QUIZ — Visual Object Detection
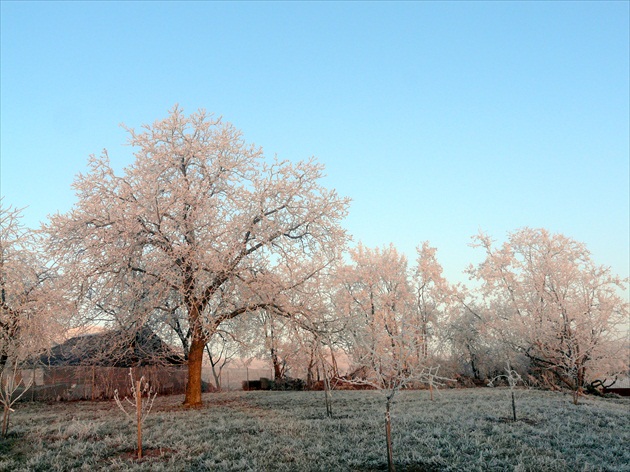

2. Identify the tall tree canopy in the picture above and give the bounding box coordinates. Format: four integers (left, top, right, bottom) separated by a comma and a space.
468, 228, 629, 400
338, 242, 460, 381
339, 244, 416, 383
47, 107, 349, 405
1, 202, 65, 372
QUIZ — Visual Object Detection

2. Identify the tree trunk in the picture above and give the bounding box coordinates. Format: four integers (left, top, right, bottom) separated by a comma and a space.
306, 347, 316, 388
271, 347, 283, 381
329, 347, 339, 378
212, 368, 221, 392
320, 352, 333, 418
573, 365, 585, 405
470, 352, 480, 381
2, 404, 9, 438
205, 345, 223, 391
323, 371, 333, 419
184, 335, 205, 406
421, 321, 428, 359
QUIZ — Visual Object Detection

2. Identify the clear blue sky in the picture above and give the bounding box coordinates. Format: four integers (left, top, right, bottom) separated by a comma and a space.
1, 1, 628, 285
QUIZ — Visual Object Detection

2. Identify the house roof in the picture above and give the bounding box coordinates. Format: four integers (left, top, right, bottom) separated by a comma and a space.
39, 326, 185, 367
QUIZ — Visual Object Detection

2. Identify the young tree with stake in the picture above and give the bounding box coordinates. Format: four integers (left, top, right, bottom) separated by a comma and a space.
339, 244, 451, 471
488, 361, 528, 421
1, 360, 33, 437
114, 369, 157, 459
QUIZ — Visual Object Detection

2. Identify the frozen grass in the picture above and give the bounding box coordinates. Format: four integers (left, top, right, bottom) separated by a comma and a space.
0, 389, 628, 471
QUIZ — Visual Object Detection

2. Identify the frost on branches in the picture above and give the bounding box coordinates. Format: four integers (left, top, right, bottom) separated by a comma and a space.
469, 228, 629, 404
46, 107, 349, 406
337, 244, 453, 472
1, 203, 67, 436
339, 243, 457, 381
1, 202, 65, 374
114, 369, 157, 459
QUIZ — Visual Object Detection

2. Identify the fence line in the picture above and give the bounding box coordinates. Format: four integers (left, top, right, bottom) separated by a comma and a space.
202, 367, 273, 391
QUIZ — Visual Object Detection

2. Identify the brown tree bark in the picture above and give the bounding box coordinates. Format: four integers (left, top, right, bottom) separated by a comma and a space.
271, 347, 284, 381
184, 336, 205, 406
183, 301, 209, 406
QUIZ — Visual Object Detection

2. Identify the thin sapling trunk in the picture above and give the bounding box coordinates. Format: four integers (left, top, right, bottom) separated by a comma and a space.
2, 404, 9, 438
488, 361, 527, 422
317, 343, 334, 418
114, 369, 157, 460
0, 361, 34, 438
323, 372, 333, 418
136, 380, 142, 459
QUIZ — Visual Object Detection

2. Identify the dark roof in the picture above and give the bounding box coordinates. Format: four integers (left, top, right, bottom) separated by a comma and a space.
39, 326, 185, 367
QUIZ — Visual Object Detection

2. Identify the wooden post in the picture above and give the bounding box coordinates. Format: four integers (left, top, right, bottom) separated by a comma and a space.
429, 381, 434, 401
136, 380, 142, 459
511, 391, 517, 422
385, 401, 395, 472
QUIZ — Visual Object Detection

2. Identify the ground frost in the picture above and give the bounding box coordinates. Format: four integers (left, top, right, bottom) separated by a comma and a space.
0, 390, 628, 471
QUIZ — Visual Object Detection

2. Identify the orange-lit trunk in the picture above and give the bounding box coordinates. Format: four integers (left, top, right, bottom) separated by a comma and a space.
184, 335, 205, 406
183, 302, 208, 407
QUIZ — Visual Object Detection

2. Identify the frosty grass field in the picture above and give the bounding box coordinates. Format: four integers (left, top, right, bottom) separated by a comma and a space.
1, 388, 628, 472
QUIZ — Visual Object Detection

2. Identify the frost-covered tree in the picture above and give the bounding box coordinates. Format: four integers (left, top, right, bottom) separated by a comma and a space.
205, 328, 240, 391
46, 107, 349, 406
469, 228, 629, 403
411, 242, 459, 361
1, 203, 65, 373
339, 244, 416, 379
243, 265, 346, 386
114, 369, 157, 459
338, 244, 453, 471
445, 303, 501, 381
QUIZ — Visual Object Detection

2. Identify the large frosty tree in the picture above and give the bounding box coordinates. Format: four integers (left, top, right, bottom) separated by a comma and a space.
1, 202, 65, 372
411, 242, 459, 361
339, 244, 417, 380
47, 107, 349, 406
469, 228, 629, 403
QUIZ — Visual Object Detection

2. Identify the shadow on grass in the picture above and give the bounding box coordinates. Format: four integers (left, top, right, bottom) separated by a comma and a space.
303, 413, 351, 420
489, 416, 541, 426
111, 447, 178, 463
0, 432, 26, 462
